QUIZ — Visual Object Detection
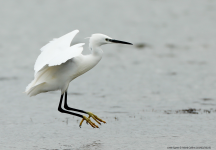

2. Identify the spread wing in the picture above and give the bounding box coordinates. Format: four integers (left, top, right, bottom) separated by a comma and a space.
34, 30, 85, 73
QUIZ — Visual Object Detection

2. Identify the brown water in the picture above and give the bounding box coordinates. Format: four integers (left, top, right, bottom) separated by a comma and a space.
0, 0, 216, 149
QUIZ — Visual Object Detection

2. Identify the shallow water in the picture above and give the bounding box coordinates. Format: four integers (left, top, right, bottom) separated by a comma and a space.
0, 0, 216, 149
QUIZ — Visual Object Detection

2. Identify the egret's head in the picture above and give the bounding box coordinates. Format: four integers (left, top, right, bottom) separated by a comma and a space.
89, 34, 133, 47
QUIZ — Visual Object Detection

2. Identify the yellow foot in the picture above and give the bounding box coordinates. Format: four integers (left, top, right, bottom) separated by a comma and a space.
87, 112, 106, 125
79, 112, 106, 128
79, 116, 99, 128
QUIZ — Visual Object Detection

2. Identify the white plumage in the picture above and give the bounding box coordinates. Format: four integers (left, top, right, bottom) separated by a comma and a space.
25, 29, 132, 97
26, 30, 99, 96
25, 29, 132, 128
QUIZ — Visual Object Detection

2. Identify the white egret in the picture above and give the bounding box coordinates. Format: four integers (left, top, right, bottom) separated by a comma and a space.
25, 30, 132, 128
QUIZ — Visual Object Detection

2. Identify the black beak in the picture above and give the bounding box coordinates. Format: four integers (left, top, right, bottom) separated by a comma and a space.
110, 39, 133, 45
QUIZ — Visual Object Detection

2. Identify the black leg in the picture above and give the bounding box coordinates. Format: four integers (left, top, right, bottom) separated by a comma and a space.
58, 93, 83, 118
58, 92, 105, 128
64, 91, 87, 114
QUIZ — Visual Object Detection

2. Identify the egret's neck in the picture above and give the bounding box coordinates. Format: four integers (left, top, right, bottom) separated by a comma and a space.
89, 44, 103, 58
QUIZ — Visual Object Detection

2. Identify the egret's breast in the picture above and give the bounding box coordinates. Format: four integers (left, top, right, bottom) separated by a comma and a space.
71, 55, 101, 79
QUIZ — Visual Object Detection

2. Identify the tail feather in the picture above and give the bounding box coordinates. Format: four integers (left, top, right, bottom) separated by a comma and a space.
25, 82, 46, 97
25, 65, 50, 96
25, 80, 35, 93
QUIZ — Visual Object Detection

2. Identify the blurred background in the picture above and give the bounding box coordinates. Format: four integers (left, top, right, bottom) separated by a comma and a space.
0, 0, 216, 149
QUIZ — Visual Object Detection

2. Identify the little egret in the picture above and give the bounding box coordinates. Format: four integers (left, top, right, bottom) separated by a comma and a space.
25, 30, 132, 128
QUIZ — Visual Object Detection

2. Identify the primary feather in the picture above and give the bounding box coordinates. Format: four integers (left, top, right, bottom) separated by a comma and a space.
34, 30, 82, 73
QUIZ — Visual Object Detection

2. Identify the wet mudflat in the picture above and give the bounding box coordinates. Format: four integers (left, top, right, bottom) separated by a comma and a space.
0, 0, 216, 149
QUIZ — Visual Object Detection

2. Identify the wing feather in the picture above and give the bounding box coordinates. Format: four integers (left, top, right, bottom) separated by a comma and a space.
34, 30, 83, 73
40, 30, 79, 51
48, 43, 84, 66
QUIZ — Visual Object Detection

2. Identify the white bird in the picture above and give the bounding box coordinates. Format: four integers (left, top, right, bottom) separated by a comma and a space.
25, 30, 132, 128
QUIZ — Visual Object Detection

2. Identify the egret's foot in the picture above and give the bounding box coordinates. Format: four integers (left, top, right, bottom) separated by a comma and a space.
79, 115, 99, 128
87, 112, 106, 125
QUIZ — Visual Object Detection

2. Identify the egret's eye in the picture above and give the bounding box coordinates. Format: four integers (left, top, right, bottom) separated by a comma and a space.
105, 38, 110, 41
